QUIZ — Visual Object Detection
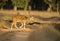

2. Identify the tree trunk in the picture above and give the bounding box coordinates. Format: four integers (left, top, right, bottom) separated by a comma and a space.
24, 0, 29, 16
28, 6, 31, 17
24, 0, 28, 11
1, 6, 3, 10
57, 3, 59, 14
47, 4, 52, 12
57, 2, 60, 15
14, 6, 17, 11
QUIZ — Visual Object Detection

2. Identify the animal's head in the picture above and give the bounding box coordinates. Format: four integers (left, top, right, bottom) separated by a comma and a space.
30, 17, 34, 21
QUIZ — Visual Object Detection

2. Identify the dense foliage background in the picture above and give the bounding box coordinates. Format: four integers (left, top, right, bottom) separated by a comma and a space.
0, 0, 60, 11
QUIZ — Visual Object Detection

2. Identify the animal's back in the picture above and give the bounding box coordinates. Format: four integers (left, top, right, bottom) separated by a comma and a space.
13, 15, 29, 22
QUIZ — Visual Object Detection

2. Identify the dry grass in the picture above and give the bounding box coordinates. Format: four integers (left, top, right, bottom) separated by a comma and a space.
19, 28, 33, 32
0, 10, 60, 18
0, 10, 60, 32
0, 28, 33, 32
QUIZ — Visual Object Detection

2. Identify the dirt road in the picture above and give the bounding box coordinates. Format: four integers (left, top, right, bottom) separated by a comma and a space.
0, 31, 30, 41
0, 27, 60, 41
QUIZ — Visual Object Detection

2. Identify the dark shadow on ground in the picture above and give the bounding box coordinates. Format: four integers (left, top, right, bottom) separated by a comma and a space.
33, 15, 60, 21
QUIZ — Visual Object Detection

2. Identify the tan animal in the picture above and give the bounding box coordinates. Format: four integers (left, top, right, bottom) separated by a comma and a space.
11, 15, 34, 29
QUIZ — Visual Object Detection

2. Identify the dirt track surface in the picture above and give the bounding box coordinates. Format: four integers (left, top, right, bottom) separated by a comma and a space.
0, 31, 30, 41
0, 27, 60, 41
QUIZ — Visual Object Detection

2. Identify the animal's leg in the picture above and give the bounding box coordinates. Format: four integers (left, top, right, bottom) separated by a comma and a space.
19, 22, 23, 28
23, 22, 26, 29
11, 23, 14, 30
14, 22, 18, 29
